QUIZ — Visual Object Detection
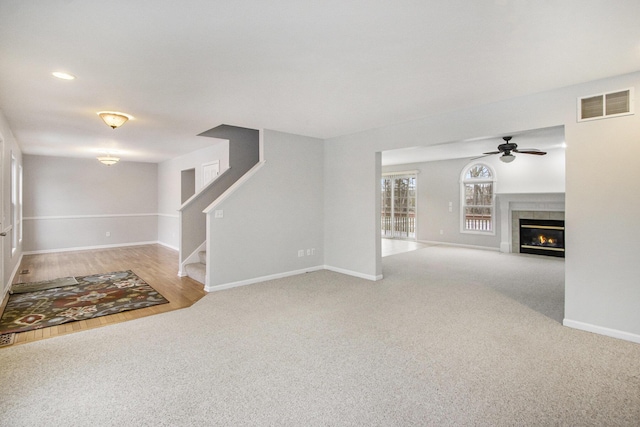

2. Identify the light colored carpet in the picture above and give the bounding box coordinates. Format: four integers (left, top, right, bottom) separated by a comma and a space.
1, 245, 639, 426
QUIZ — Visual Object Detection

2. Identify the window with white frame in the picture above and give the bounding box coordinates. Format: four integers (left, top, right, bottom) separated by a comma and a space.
11, 153, 19, 254
381, 172, 417, 239
461, 163, 495, 234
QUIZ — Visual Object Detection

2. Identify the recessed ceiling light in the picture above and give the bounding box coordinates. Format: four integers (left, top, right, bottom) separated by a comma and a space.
52, 71, 76, 80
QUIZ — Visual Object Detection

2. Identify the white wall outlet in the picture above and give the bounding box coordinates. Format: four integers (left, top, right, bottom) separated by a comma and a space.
440, 229, 444, 235
214, 210, 223, 218
298, 250, 304, 257
106, 231, 111, 237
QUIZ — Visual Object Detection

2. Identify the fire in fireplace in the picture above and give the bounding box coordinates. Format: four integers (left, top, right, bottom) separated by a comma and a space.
519, 218, 565, 258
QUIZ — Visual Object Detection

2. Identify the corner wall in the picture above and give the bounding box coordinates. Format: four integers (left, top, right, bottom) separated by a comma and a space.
207, 130, 324, 288
324, 71, 640, 342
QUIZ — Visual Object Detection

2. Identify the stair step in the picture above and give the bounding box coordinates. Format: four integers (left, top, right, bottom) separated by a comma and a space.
198, 251, 206, 264
185, 262, 206, 284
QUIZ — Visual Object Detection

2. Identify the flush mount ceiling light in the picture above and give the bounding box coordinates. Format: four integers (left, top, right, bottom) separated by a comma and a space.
500, 153, 515, 163
97, 155, 120, 166
52, 71, 76, 80
97, 111, 134, 129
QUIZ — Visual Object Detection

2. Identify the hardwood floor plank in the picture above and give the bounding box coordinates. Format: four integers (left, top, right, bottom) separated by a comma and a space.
1, 244, 205, 347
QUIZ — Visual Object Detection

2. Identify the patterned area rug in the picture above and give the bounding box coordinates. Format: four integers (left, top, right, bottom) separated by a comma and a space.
10, 276, 78, 294
0, 270, 169, 335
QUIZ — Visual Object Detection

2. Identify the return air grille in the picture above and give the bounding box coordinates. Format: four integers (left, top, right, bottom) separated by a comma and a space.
578, 88, 634, 121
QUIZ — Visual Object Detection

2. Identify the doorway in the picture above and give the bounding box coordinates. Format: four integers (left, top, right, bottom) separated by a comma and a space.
381, 172, 417, 240
180, 168, 196, 204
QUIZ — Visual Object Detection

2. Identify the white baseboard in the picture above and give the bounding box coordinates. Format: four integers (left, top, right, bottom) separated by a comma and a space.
563, 318, 640, 344
23, 241, 161, 255
157, 241, 178, 252
205, 263, 384, 293
420, 240, 500, 252
324, 265, 383, 281
205, 265, 324, 292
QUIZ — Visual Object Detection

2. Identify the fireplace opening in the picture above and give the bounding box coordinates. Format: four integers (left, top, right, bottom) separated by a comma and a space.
519, 218, 565, 258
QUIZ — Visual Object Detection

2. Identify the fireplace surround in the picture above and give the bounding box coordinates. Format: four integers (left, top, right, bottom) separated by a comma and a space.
497, 193, 565, 255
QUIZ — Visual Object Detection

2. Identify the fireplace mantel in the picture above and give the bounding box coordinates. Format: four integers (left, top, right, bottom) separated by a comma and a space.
497, 193, 565, 253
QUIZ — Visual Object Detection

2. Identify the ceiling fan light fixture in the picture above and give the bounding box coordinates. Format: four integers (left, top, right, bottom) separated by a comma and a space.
500, 153, 515, 163
52, 71, 76, 80
97, 111, 134, 129
97, 155, 120, 166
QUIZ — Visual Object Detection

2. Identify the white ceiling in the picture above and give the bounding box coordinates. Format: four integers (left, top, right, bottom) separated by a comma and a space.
1, 1, 639, 163
381, 126, 566, 166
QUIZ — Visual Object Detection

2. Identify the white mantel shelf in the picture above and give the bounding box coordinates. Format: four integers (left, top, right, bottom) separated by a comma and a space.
497, 193, 565, 253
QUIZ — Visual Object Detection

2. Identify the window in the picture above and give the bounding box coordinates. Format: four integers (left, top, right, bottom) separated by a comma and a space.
461, 163, 495, 234
18, 164, 23, 244
10, 153, 21, 255
381, 172, 417, 239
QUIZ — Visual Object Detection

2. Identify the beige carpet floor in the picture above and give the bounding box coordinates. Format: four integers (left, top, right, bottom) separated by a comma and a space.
1, 245, 638, 426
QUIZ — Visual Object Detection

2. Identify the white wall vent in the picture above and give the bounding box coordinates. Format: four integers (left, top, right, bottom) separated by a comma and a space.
578, 88, 634, 122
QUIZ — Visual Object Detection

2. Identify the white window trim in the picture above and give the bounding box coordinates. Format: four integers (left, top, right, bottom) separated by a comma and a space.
459, 162, 496, 236
10, 153, 19, 255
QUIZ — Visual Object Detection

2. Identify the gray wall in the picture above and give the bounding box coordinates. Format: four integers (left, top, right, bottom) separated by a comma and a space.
157, 141, 229, 249
23, 155, 158, 252
182, 125, 259, 263
325, 71, 640, 342
208, 130, 324, 287
383, 146, 565, 248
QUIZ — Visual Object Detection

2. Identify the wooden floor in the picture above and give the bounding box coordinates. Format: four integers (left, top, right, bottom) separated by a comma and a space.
0, 244, 206, 347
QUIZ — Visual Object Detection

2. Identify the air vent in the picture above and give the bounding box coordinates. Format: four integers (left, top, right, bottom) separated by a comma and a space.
578, 88, 634, 122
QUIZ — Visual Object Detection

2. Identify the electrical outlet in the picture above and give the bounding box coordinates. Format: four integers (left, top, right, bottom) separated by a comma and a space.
298, 250, 304, 257
440, 230, 444, 235
214, 210, 223, 218
106, 231, 111, 237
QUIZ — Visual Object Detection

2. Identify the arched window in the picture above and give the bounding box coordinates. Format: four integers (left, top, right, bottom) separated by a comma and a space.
461, 163, 495, 234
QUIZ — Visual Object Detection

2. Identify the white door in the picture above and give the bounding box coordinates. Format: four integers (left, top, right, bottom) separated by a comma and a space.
0, 136, 4, 288
381, 173, 417, 239
202, 160, 220, 186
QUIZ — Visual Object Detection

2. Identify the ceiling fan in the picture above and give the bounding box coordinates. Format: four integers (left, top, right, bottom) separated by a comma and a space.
478, 136, 547, 163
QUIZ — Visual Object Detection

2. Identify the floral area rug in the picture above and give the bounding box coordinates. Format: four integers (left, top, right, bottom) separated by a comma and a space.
0, 270, 169, 335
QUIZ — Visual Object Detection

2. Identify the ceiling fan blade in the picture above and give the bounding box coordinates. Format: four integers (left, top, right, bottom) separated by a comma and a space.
471, 154, 494, 160
514, 149, 547, 155
482, 151, 501, 155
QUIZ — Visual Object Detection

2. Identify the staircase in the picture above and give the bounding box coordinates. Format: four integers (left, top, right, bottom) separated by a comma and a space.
178, 124, 260, 289
184, 251, 206, 285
